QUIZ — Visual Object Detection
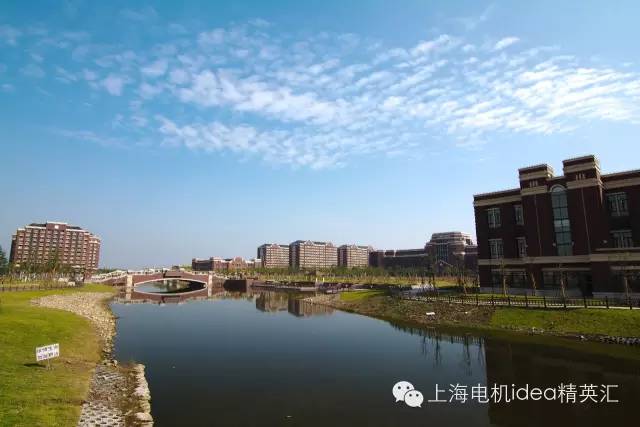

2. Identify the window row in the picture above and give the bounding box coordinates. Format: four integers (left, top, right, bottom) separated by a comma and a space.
489, 238, 527, 259
486, 205, 524, 229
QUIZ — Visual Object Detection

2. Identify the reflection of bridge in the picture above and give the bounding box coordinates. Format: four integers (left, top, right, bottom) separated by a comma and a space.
95, 270, 225, 302
126, 271, 219, 302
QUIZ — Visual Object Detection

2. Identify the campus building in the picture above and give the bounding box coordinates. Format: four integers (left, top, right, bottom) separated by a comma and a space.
191, 256, 257, 271
473, 155, 640, 297
9, 221, 101, 272
257, 243, 290, 268
289, 240, 338, 269
424, 232, 478, 271
369, 231, 477, 272
337, 244, 372, 268
369, 248, 428, 269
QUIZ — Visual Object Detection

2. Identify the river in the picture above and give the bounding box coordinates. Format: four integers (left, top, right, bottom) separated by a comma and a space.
112, 288, 638, 426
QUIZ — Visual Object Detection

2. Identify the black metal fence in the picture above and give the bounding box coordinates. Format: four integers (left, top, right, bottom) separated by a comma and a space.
400, 292, 640, 309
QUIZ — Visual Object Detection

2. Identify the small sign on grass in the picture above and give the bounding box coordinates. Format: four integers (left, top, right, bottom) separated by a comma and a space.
36, 343, 59, 368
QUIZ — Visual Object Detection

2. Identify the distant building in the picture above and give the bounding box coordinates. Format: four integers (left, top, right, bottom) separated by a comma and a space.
338, 244, 372, 268
192, 257, 226, 272
473, 155, 640, 296
424, 232, 478, 271
9, 221, 101, 272
289, 240, 338, 269
369, 248, 428, 269
192, 256, 257, 271
257, 243, 290, 268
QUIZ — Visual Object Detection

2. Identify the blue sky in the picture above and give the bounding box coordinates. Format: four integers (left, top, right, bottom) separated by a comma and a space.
1, 0, 639, 268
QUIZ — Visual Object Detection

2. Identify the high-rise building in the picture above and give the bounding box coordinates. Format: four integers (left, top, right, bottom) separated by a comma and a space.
289, 240, 338, 269
9, 221, 101, 272
473, 155, 640, 297
337, 244, 372, 267
257, 243, 290, 268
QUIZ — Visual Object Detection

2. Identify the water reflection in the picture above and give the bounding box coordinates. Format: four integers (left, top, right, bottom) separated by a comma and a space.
134, 279, 204, 294
391, 324, 485, 375
112, 292, 640, 426
254, 291, 334, 317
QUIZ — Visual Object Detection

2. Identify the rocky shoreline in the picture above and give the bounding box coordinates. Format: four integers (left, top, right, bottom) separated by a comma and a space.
32, 291, 153, 426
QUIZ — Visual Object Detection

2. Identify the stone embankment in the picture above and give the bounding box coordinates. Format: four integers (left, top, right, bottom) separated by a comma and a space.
32, 291, 153, 426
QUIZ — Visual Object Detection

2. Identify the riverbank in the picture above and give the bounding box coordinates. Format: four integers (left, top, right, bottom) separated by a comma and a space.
0, 284, 152, 426
305, 292, 640, 359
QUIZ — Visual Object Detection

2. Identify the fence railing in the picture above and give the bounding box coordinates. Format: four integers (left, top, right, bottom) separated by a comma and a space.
400, 292, 640, 309
0, 282, 84, 292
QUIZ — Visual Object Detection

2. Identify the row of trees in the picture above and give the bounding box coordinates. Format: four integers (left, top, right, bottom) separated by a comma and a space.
247, 257, 477, 288
0, 245, 8, 275
0, 245, 86, 283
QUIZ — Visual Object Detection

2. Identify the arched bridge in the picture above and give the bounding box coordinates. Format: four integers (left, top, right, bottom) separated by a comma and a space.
128, 270, 213, 287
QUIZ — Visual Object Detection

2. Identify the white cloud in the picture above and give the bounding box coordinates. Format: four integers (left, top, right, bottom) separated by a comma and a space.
198, 29, 225, 45
82, 69, 98, 81
101, 74, 128, 95
169, 68, 189, 85
7, 20, 640, 169
0, 24, 21, 45
494, 37, 520, 51
141, 59, 168, 78
21, 63, 45, 78
120, 6, 158, 21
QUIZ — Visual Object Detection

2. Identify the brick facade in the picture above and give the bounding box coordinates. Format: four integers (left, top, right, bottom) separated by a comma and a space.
9, 221, 101, 272
474, 155, 640, 296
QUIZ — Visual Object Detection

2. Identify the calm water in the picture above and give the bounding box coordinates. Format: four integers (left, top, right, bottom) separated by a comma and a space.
112, 291, 639, 426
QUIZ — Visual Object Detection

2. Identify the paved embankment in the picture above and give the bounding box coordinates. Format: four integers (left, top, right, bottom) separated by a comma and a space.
32, 292, 153, 426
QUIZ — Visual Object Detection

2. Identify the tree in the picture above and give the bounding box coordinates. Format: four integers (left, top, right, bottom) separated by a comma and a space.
0, 245, 7, 275
499, 258, 509, 296
557, 264, 567, 300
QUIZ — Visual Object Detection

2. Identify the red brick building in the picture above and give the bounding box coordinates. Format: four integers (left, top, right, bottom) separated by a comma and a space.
9, 221, 101, 272
192, 256, 253, 271
257, 243, 290, 268
337, 244, 372, 268
474, 155, 640, 297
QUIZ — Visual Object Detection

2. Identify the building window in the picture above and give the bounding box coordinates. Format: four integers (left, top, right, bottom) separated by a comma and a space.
489, 239, 503, 259
611, 230, 634, 248
514, 204, 524, 225
551, 185, 573, 256
575, 172, 586, 180
607, 192, 629, 217
435, 243, 448, 262
516, 237, 527, 258
529, 180, 538, 188
487, 208, 501, 228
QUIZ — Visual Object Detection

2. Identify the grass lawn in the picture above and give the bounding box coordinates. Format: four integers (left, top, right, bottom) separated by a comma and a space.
0, 284, 115, 427
339, 289, 388, 302
491, 307, 640, 337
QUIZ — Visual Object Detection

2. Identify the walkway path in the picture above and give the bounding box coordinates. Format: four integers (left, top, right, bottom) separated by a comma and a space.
32, 291, 153, 426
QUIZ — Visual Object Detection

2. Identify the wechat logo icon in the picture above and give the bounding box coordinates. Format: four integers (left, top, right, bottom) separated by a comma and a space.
392, 381, 424, 408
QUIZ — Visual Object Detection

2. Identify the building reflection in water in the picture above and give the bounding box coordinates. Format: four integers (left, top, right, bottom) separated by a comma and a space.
390, 322, 640, 425
254, 291, 333, 317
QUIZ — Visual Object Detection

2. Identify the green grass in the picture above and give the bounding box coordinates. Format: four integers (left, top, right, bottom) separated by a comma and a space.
339, 290, 388, 301
0, 284, 115, 426
491, 307, 640, 337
